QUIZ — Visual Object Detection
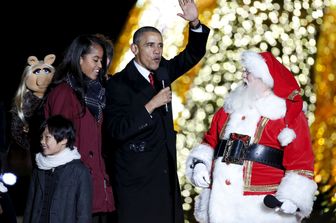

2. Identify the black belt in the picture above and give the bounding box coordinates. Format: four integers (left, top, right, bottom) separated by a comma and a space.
215, 139, 284, 170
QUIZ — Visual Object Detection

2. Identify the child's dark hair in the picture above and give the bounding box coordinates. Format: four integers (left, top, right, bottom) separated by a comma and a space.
41, 115, 76, 149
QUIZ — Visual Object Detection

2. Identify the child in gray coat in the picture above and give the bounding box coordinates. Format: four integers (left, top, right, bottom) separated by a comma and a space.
24, 115, 92, 223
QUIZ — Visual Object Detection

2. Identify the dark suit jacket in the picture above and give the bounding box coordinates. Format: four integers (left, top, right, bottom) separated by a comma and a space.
105, 25, 210, 223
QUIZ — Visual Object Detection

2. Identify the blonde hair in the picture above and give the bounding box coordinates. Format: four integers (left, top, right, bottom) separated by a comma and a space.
12, 60, 55, 129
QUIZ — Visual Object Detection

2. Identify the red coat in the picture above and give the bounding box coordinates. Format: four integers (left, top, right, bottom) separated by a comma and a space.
203, 107, 314, 194
44, 82, 115, 213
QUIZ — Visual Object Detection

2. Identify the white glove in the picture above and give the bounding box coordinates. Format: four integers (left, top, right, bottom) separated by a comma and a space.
278, 199, 298, 214
192, 163, 210, 188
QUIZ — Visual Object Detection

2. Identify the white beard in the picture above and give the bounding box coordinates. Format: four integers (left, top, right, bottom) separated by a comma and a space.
224, 83, 265, 113
222, 82, 286, 141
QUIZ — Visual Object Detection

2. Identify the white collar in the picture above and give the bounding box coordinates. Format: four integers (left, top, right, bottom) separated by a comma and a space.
133, 60, 151, 82
254, 93, 286, 120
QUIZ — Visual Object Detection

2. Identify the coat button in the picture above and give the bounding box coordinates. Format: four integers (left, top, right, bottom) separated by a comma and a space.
139, 142, 145, 152
129, 144, 136, 151
89, 151, 94, 158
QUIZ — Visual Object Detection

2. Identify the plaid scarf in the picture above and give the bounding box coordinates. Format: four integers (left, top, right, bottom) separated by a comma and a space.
66, 74, 105, 123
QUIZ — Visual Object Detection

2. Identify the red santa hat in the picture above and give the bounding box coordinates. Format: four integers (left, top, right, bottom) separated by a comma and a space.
241, 51, 303, 146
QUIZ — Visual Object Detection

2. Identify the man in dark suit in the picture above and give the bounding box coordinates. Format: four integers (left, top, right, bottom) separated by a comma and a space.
104, 0, 210, 222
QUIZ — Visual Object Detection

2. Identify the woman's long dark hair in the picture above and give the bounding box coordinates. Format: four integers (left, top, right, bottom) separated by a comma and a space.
44, 34, 107, 113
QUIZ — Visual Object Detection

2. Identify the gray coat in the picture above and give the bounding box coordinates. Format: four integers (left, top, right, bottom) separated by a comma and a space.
23, 159, 92, 223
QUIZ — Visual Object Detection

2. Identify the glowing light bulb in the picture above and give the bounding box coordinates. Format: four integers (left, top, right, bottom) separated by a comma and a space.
1, 172, 17, 186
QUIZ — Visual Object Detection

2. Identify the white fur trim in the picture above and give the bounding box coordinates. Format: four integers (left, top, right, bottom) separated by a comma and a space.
255, 94, 286, 120
278, 127, 296, 146
276, 172, 317, 218
201, 160, 298, 223
194, 188, 211, 223
185, 144, 214, 184
241, 51, 274, 88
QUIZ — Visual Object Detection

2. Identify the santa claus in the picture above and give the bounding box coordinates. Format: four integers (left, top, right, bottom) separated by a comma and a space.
185, 51, 317, 223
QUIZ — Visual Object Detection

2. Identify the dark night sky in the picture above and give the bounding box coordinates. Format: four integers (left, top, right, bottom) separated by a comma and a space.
1, 1, 137, 110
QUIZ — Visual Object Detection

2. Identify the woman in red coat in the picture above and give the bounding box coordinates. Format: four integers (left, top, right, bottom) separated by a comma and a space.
44, 34, 115, 222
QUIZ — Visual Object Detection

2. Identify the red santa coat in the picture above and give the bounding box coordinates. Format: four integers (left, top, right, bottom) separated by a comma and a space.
185, 88, 317, 223
203, 107, 314, 194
